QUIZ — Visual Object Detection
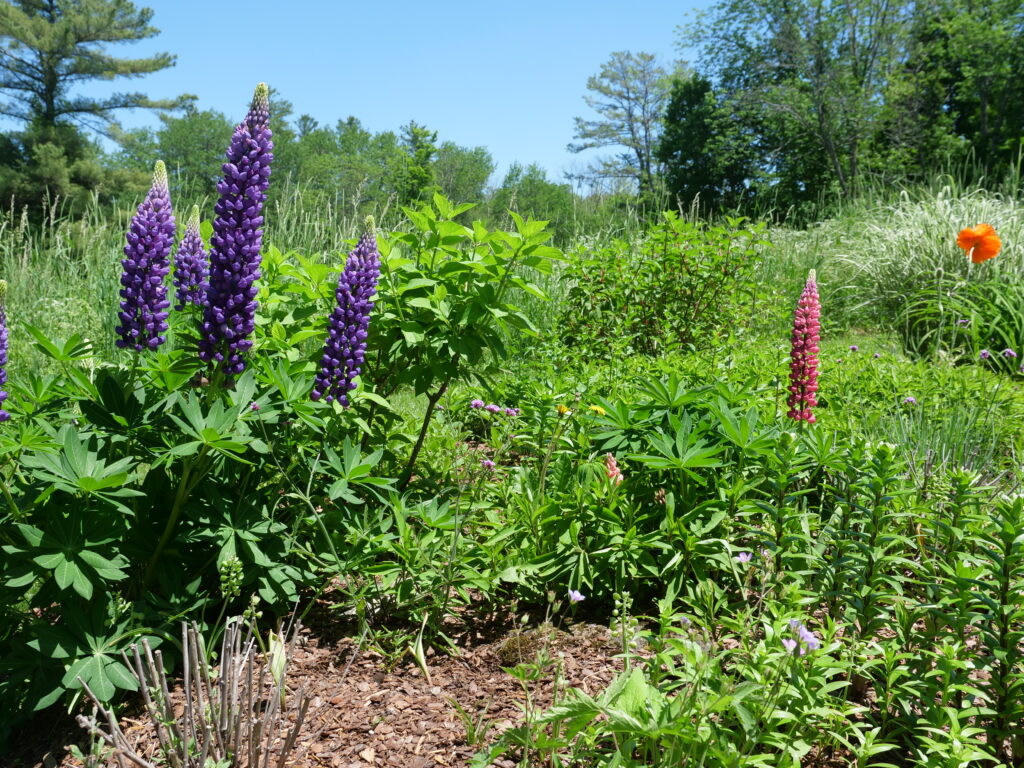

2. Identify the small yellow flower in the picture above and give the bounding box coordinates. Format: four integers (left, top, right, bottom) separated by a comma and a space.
588, 405, 606, 416
557, 404, 571, 416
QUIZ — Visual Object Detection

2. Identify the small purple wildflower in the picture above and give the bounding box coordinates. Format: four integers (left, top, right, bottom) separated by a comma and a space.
504, 407, 520, 417
736, 552, 753, 564
311, 222, 381, 406
903, 396, 917, 405
956, 318, 970, 327
481, 458, 496, 471
116, 160, 174, 351
568, 589, 585, 604
849, 345, 859, 352
173, 205, 208, 311
783, 619, 820, 655
484, 403, 501, 413
798, 625, 821, 651
1003, 348, 1017, 359
470, 399, 485, 409
873, 353, 881, 359
249, 401, 260, 411
980, 349, 991, 360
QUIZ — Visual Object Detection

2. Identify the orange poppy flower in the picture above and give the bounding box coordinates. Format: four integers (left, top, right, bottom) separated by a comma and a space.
957, 223, 1002, 264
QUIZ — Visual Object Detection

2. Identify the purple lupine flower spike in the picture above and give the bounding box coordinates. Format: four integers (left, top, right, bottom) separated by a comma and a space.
787, 270, 821, 423
116, 160, 175, 351
199, 83, 274, 377
0, 281, 10, 422
311, 218, 381, 406
173, 205, 209, 311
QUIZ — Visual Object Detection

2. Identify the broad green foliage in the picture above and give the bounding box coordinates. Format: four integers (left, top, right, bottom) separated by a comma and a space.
559, 212, 766, 358
3, 175, 1024, 766
0, 194, 557, 741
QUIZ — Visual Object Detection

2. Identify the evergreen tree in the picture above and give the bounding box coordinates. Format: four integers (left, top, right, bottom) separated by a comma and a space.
569, 51, 677, 197
0, 0, 183, 132
396, 121, 438, 205
0, 0, 184, 212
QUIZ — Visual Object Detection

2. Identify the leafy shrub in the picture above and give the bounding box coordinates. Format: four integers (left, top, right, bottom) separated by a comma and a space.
557, 212, 766, 359
0, 194, 557, 739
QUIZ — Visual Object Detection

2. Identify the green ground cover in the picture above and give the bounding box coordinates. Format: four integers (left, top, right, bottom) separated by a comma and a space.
2, 168, 1024, 766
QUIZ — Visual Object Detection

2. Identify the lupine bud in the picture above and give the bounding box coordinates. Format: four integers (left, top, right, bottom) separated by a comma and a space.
173, 205, 209, 311
787, 270, 820, 423
0, 281, 9, 422
310, 218, 381, 406
605, 453, 623, 485
116, 161, 174, 351
199, 83, 274, 377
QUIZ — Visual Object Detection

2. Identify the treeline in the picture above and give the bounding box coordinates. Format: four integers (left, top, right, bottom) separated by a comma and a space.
2, 0, 1022, 236
658, 0, 1024, 215
0, 97, 610, 242
109, 97, 618, 242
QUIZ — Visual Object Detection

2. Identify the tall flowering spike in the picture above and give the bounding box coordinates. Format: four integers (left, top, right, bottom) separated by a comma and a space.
199, 83, 273, 376
0, 280, 10, 422
787, 270, 821, 423
116, 160, 175, 351
311, 218, 381, 406
173, 205, 209, 311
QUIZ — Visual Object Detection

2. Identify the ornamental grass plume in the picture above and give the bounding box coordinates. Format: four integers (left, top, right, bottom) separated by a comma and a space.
787, 270, 820, 423
173, 206, 209, 311
310, 218, 381, 406
116, 160, 175, 351
0, 280, 9, 422
199, 83, 273, 377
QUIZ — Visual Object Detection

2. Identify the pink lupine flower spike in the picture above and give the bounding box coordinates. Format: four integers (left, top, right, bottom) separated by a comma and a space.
787, 270, 821, 423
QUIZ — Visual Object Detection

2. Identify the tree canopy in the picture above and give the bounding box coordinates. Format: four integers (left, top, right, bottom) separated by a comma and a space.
569, 51, 677, 197
0, 0, 185, 133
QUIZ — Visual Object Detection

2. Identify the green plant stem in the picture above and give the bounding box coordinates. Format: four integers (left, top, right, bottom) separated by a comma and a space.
398, 379, 450, 491
0, 466, 20, 521
142, 450, 207, 590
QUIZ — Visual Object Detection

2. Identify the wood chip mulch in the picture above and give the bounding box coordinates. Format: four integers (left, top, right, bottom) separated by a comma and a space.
4, 621, 626, 768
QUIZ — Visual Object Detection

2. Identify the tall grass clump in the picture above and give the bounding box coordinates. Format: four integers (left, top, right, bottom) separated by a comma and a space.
833, 186, 1024, 324
0, 198, 128, 369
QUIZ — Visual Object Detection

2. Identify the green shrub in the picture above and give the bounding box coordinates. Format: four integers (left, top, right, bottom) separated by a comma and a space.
557, 212, 767, 359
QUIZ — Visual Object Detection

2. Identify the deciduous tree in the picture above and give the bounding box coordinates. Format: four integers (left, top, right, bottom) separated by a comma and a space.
569, 51, 676, 196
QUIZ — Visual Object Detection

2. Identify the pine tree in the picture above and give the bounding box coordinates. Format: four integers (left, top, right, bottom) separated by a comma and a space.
0, 0, 184, 133
0, 0, 184, 213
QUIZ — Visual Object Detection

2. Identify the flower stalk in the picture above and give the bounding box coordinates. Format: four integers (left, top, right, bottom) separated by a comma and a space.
116, 161, 174, 351
199, 83, 274, 378
787, 270, 820, 423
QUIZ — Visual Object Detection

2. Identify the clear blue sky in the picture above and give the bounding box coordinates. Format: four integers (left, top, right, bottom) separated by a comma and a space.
58, 0, 706, 186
